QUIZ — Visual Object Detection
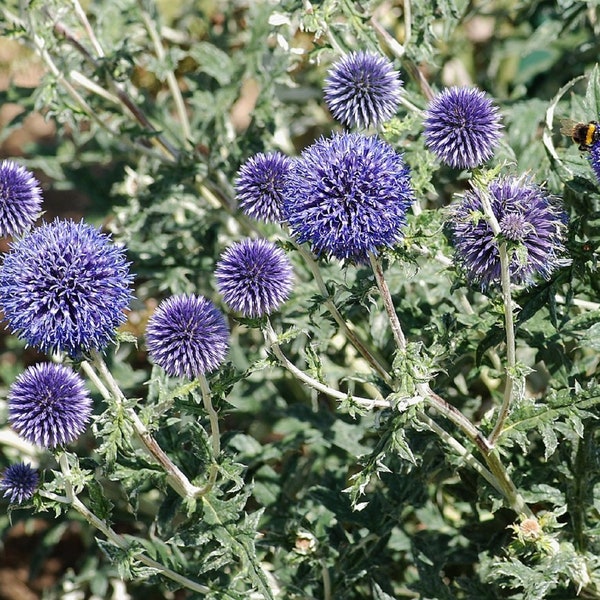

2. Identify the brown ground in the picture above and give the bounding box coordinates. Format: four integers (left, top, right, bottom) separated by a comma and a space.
0, 520, 86, 600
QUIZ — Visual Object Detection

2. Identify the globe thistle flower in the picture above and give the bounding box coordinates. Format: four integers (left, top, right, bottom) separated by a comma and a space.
0, 160, 43, 237
236, 153, 292, 223
9, 363, 92, 448
216, 239, 293, 317
1, 463, 39, 504
324, 51, 402, 129
423, 87, 503, 169
146, 294, 229, 379
589, 139, 600, 184
449, 175, 568, 289
0, 219, 133, 356
283, 132, 414, 262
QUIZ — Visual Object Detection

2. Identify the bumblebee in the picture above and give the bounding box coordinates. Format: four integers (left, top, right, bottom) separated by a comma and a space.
560, 118, 600, 151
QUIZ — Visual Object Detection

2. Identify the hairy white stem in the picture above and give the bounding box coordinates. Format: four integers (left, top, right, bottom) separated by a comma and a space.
369, 253, 406, 351
195, 374, 220, 496
47, 456, 212, 594
139, 5, 193, 145
295, 243, 392, 384
476, 191, 518, 446
263, 320, 391, 409
82, 356, 203, 499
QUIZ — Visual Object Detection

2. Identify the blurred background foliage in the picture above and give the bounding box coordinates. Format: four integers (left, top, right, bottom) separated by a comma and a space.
0, 0, 600, 598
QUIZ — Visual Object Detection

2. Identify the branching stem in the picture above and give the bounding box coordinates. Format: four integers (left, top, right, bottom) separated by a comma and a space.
295, 244, 392, 384
263, 319, 390, 409
195, 374, 220, 496
421, 386, 532, 517
139, 2, 193, 146
477, 191, 519, 446
369, 253, 406, 351
47, 13, 180, 160
48, 455, 212, 594
415, 411, 501, 495
82, 354, 203, 499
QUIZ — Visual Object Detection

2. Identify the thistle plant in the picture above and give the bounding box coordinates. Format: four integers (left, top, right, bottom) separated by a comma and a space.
0, 1, 599, 600
215, 238, 294, 317
423, 86, 503, 169
323, 51, 403, 129
235, 153, 292, 224
0, 160, 43, 236
449, 175, 569, 289
0, 463, 39, 504
0, 219, 133, 356
284, 132, 415, 262
145, 294, 230, 378
8, 363, 93, 448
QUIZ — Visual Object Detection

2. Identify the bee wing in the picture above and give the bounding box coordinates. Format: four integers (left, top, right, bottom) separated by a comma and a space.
559, 118, 578, 135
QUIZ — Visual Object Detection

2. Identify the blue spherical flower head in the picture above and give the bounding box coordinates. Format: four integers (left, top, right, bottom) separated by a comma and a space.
324, 51, 402, 129
424, 87, 503, 169
1, 463, 39, 504
0, 219, 133, 357
9, 363, 92, 448
146, 294, 229, 379
216, 239, 293, 317
449, 175, 568, 289
589, 139, 600, 184
0, 160, 43, 237
236, 153, 292, 223
283, 132, 414, 263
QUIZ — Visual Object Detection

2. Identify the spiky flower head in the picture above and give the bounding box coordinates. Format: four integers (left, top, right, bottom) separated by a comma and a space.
1, 463, 39, 504
9, 363, 92, 448
324, 51, 402, 129
146, 294, 229, 379
216, 239, 293, 317
448, 175, 568, 289
423, 87, 503, 169
589, 140, 600, 184
0, 219, 133, 357
236, 153, 292, 223
283, 132, 414, 263
0, 160, 43, 237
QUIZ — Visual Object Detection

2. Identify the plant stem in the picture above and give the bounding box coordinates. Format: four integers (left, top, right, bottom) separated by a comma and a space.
555, 295, 600, 311
483, 449, 533, 518
419, 385, 531, 516
487, 243, 517, 445
295, 244, 392, 384
477, 191, 519, 446
71, 0, 105, 57
403, 0, 412, 48
0, 430, 38, 457
82, 355, 203, 499
263, 319, 390, 409
415, 411, 502, 495
51, 455, 213, 595
420, 385, 490, 454
139, 3, 193, 146
370, 16, 434, 102
369, 253, 406, 351
47, 13, 180, 161
321, 560, 332, 600
195, 374, 220, 496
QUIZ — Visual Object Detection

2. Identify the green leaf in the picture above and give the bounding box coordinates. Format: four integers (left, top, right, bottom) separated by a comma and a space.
539, 421, 559, 460
585, 64, 600, 118
189, 42, 235, 86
